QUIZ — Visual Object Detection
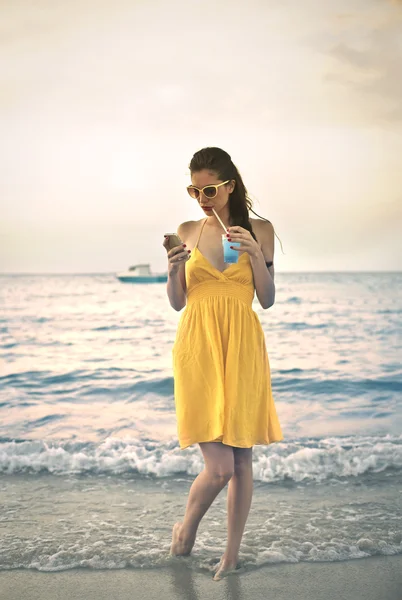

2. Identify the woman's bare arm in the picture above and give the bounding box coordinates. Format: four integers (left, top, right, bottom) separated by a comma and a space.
165, 222, 192, 311
249, 220, 275, 309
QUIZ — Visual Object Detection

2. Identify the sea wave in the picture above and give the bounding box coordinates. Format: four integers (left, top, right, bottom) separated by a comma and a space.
0, 433, 401, 483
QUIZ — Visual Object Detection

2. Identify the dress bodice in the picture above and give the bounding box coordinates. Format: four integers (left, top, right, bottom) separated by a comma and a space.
185, 218, 255, 307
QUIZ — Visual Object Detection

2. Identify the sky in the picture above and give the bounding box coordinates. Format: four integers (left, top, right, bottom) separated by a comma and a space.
1, 0, 401, 273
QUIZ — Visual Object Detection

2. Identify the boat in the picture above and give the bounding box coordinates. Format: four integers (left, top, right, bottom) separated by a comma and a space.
116, 263, 168, 283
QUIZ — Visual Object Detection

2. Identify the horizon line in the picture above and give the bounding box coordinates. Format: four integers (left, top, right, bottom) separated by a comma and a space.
0, 270, 401, 276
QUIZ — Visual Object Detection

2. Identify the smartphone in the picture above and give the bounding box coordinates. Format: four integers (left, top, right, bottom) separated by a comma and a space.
164, 232, 183, 251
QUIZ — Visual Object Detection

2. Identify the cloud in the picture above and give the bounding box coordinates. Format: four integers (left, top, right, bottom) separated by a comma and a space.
325, 3, 402, 123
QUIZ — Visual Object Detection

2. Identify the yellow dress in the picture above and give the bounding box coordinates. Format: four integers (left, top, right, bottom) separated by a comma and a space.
172, 218, 284, 450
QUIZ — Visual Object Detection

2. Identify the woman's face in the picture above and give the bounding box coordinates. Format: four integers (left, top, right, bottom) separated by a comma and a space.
190, 170, 235, 215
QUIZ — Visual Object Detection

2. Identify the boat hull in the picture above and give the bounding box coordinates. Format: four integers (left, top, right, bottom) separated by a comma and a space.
116, 275, 168, 283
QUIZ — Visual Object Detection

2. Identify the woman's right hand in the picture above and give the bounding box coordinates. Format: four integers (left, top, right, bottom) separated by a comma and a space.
163, 237, 191, 273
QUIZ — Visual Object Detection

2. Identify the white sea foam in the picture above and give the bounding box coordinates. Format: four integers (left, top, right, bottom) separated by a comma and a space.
0, 433, 401, 483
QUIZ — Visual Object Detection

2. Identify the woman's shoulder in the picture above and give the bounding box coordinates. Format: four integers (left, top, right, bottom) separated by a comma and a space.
177, 219, 204, 236
250, 217, 274, 246
250, 217, 273, 233
250, 216, 272, 226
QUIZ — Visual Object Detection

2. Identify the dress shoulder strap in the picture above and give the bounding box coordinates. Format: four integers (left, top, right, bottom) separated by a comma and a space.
194, 218, 208, 249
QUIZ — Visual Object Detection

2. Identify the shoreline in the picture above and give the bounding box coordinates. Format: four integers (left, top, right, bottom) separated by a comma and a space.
0, 555, 401, 600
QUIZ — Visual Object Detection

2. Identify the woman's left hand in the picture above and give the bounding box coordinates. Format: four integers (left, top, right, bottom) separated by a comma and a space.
226, 226, 262, 258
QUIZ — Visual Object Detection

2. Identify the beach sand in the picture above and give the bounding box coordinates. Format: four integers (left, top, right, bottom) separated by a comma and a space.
0, 555, 401, 600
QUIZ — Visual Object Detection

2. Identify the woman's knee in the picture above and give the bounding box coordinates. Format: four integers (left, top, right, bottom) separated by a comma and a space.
209, 464, 234, 484
199, 442, 235, 483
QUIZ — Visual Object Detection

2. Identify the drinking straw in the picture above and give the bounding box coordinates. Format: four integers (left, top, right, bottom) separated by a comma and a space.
212, 209, 228, 233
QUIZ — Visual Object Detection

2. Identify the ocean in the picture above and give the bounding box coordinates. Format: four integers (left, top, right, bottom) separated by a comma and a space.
0, 271, 401, 573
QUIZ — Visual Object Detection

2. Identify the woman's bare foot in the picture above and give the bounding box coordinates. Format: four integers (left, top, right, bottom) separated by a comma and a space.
170, 522, 195, 556
212, 554, 241, 581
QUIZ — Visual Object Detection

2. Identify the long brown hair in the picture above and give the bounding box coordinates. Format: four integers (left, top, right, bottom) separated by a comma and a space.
189, 146, 284, 252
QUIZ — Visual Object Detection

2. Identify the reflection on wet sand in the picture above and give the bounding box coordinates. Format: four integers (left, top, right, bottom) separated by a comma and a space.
170, 560, 243, 600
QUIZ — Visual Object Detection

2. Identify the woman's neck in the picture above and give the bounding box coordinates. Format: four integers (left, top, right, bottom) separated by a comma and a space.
206, 208, 232, 229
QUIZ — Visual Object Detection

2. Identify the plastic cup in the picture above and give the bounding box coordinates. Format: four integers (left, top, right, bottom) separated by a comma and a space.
222, 234, 241, 264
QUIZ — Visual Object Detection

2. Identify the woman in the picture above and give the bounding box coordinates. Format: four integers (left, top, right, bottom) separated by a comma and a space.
163, 147, 284, 581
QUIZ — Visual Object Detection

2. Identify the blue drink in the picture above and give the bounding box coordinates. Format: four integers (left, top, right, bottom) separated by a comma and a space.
222, 234, 241, 264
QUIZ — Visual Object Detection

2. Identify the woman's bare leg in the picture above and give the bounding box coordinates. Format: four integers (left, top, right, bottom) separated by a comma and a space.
170, 442, 234, 556
213, 447, 253, 580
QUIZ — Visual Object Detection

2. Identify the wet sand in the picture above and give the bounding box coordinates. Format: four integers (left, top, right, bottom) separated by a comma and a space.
0, 554, 401, 600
